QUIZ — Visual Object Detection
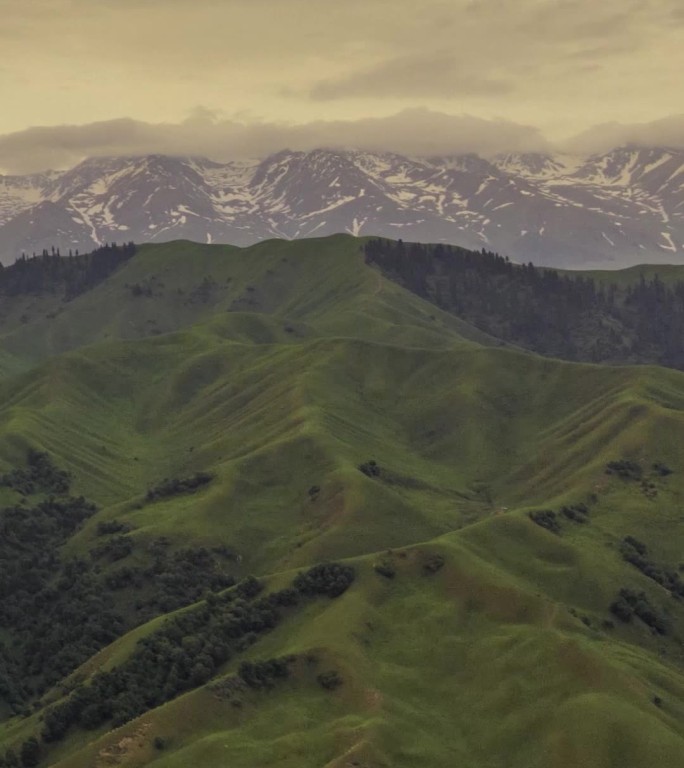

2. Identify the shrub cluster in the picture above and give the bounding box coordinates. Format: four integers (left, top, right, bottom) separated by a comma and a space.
620, 537, 684, 597
528, 509, 561, 534
102, 543, 238, 617
293, 563, 355, 598
0, 450, 71, 496
529, 501, 592, 535
609, 588, 668, 634
560, 503, 589, 523
145, 473, 213, 503
238, 658, 291, 689
91, 534, 134, 562
605, 460, 643, 481
358, 460, 381, 478
96, 519, 132, 536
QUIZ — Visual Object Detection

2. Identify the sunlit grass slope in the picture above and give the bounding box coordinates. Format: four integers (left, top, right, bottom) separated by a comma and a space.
46, 538, 684, 768
2, 323, 684, 578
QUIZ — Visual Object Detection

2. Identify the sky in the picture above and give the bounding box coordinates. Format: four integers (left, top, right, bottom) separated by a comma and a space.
0, 0, 682, 173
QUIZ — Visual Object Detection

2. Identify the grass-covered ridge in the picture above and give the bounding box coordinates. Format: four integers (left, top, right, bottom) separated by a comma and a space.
0, 235, 495, 370
1, 236, 684, 767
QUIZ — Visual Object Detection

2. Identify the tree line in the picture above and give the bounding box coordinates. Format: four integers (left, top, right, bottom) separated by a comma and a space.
363, 238, 684, 370
1, 242, 136, 300
0, 452, 235, 716
37, 564, 354, 755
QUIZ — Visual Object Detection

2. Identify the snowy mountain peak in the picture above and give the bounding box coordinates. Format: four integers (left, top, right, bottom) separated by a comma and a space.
572, 146, 681, 186
1, 146, 683, 268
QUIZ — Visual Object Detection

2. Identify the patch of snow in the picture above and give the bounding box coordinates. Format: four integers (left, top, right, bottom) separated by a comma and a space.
387, 190, 417, 203
640, 154, 672, 176
349, 217, 366, 236
177, 204, 199, 216
474, 179, 491, 196
660, 232, 677, 252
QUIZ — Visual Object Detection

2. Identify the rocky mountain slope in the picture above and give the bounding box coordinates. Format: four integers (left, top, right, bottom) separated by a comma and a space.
1, 146, 683, 267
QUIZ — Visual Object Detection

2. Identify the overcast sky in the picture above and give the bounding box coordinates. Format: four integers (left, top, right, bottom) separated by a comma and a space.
1, 0, 682, 172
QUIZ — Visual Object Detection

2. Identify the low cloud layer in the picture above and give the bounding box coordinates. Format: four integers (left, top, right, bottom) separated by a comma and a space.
3, 108, 684, 175
0, 110, 551, 175
565, 115, 684, 154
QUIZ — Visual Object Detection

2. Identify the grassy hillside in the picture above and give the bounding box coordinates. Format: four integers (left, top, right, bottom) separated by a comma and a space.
1, 236, 684, 767
29, 531, 684, 768
0, 236, 495, 369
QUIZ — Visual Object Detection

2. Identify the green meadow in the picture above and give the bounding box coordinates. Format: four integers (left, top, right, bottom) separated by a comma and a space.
1, 235, 684, 767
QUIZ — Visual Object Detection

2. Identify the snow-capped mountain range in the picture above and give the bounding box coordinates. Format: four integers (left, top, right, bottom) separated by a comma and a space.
1, 146, 683, 268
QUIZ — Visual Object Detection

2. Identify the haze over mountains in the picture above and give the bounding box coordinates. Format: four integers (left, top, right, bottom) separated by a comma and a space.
1, 144, 683, 269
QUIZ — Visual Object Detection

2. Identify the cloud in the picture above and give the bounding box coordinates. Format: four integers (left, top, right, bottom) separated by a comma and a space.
0, 109, 550, 174
0, 0, 682, 150
565, 115, 684, 153
310, 52, 513, 100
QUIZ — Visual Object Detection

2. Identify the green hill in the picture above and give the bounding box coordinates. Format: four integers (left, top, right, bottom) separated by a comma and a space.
1, 236, 684, 768
0, 236, 495, 370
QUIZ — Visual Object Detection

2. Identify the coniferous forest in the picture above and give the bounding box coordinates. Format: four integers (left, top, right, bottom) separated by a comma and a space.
364, 238, 684, 370
1, 243, 136, 300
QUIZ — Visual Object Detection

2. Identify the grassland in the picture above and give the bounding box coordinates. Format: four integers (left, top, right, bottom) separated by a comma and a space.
1, 235, 684, 767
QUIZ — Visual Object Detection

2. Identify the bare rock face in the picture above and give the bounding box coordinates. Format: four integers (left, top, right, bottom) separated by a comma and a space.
1, 146, 683, 268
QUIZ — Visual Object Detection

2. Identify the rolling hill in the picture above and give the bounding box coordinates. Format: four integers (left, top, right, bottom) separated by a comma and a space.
1, 236, 684, 768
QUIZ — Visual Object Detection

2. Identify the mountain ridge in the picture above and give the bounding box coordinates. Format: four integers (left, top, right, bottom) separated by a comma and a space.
1, 145, 683, 268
